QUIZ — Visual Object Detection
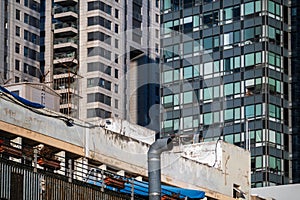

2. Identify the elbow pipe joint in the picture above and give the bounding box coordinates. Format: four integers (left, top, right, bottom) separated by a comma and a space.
148, 138, 173, 200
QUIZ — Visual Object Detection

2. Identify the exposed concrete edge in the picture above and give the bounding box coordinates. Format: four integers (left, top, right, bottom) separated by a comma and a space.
162, 174, 235, 200
0, 121, 85, 157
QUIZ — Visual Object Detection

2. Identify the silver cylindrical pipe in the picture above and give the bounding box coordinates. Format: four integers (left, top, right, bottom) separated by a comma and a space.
148, 138, 173, 200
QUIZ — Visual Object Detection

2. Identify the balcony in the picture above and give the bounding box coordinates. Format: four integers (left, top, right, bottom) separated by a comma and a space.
53, 52, 78, 65
54, 0, 78, 7
133, 11, 142, 21
54, 6, 78, 21
54, 37, 78, 52
54, 22, 77, 37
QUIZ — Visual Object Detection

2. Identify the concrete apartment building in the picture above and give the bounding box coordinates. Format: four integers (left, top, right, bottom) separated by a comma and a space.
43, 0, 161, 131
160, 0, 291, 187
0, 0, 42, 84
0, 0, 161, 131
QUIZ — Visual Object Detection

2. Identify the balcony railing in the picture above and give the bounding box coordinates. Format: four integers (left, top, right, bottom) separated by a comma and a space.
54, 22, 77, 29
54, 52, 76, 59
54, 37, 78, 45
54, 6, 78, 14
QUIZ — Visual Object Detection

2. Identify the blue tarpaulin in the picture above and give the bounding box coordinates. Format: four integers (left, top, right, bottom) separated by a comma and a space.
0, 86, 45, 109
88, 179, 205, 199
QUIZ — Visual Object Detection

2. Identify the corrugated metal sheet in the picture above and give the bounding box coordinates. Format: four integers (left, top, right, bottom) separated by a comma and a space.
0, 161, 41, 200
0, 160, 137, 200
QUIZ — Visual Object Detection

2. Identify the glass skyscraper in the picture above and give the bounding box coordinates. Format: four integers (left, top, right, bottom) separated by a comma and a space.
160, 0, 291, 187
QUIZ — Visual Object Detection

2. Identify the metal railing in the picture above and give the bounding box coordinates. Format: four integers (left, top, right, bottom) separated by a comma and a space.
0, 137, 193, 200
54, 52, 76, 59
54, 37, 78, 45
54, 6, 78, 14
54, 22, 77, 29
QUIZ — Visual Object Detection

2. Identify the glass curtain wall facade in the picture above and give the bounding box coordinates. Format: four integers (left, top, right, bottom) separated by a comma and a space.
291, 0, 300, 184
160, 0, 291, 187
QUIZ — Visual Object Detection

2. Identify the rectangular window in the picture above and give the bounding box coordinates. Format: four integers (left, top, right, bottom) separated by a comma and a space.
203, 87, 212, 100
15, 76, 20, 83
255, 156, 262, 168
184, 66, 193, 79
183, 116, 193, 129
193, 15, 199, 27
224, 83, 233, 96
115, 54, 119, 63
87, 62, 111, 75
16, 26, 20, 36
163, 0, 171, 11
115, 39, 119, 48
88, 16, 111, 30
268, 1, 275, 14
245, 2, 255, 15
115, 24, 119, 33
87, 47, 111, 60
204, 62, 213, 75
245, 52, 262, 67
225, 109, 234, 121
203, 113, 212, 125
183, 41, 193, 54
245, 105, 255, 118
213, 86, 220, 98
224, 56, 240, 72
224, 7, 233, 21
183, 91, 193, 104
115, 99, 118, 109
115, 9, 119, 18
268, 52, 281, 68
245, 104, 262, 118
203, 11, 219, 28
115, 84, 118, 93
269, 104, 281, 119
15, 59, 20, 71
224, 108, 240, 121
16, 9, 20, 20
15, 43, 20, 53
115, 69, 119, 79
163, 70, 172, 83
203, 37, 212, 49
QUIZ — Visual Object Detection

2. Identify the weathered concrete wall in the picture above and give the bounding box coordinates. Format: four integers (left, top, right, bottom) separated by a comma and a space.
0, 95, 85, 146
0, 95, 250, 199
98, 118, 155, 144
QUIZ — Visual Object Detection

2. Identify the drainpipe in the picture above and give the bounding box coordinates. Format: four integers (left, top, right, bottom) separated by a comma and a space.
148, 138, 173, 200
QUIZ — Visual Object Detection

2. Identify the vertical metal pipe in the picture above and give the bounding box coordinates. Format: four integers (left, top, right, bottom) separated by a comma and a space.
130, 179, 134, 200
68, 159, 72, 183
148, 138, 173, 200
34, 148, 38, 173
